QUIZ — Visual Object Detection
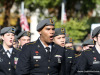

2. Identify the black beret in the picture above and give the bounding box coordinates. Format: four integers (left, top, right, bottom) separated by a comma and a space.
17, 31, 31, 39
65, 37, 73, 43
0, 27, 16, 35
37, 18, 54, 31
92, 26, 100, 38
82, 39, 94, 46
54, 28, 66, 37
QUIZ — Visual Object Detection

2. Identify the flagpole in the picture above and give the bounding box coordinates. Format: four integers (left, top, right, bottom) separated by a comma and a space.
21, 1, 24, 31
61, 0, 66, 25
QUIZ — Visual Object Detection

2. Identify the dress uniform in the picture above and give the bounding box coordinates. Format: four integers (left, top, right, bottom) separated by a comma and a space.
17, 31, 31, 49
53, 28, 75, 75
16, 18, 66, 75
71, 26, 100, 75
0, 27, 20, 75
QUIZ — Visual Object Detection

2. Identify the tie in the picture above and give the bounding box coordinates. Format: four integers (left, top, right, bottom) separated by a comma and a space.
6, 50, 11, 58
45, 47, 50, 59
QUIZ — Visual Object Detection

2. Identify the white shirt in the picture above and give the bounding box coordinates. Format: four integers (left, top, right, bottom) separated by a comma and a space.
95, 45, 100, 54
3, 46, 13, 58
39, 38, 52, 52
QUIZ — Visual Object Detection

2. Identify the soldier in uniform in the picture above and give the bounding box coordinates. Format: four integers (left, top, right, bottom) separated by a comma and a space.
82, 39, 94, 50
17, 31, 31, 49
53, 28, 75, 75
16, 18, 66, 75
71, 26, 100, 75
53, 28, 66, 47
0, 27, 20, 75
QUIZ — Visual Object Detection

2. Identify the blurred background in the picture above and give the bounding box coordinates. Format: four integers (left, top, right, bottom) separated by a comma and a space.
0, 0, 100, 44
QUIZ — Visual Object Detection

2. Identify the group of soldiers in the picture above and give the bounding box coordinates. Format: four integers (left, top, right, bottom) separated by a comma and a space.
0, 18, 100, 75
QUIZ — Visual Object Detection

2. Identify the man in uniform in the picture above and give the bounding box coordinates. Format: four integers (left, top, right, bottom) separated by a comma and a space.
16, 18, 66, 75
82, 39, 94, 50
17, 31, 31, 49
53, 28, 66, 47
53, 28, 75, 75
71, 26, 100, 75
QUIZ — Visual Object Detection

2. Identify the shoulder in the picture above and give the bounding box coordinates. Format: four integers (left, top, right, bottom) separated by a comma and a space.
25, 41, 36, 46
15, 48, 21, 51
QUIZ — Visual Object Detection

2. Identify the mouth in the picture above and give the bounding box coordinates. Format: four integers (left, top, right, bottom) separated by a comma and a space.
10, 40, 13, 43
49, 36, 54, 40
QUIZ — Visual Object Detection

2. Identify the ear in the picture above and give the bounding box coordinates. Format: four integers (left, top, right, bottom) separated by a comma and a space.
93, 37, 97, 42
38, 31, 41, 35
1, 35, 4, 41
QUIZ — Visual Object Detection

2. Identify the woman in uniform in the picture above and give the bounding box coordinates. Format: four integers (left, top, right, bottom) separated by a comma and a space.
0, 27, 20, 75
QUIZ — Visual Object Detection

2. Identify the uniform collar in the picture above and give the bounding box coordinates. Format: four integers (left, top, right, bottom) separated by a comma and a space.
39, 38, 52, 52
95, 45, 100, 54
3, 46, 13, 54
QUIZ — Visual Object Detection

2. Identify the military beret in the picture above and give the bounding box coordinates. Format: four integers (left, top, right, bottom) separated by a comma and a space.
37, 18, 54, 31
82, 39, 94, 46
17, 31, 31, 39
54, 28, 66, 37
65, 37, 73, 43
92, 26, 100, 38
0, 27, 16, 35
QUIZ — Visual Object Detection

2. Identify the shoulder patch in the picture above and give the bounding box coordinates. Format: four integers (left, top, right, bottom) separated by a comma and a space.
75, 53, 81, 57
66, 47, 74, 50
26, 41, 36, 45
15, 48, 21, 51
83, 48, 92, 52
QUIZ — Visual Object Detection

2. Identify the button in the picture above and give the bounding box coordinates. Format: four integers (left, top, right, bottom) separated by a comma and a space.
36, 60, 38, 62
8, 62, 11, 64
48, 60, 50, 62
48, 66, 50, 69
8, 68, 11, 71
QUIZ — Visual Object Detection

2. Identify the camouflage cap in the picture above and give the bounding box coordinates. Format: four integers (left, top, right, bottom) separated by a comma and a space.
0, 27, 16, 35
37, 18, 54, 31
17, 31, 31, 39
54, 28, 66, 37
92, 26, 100, 38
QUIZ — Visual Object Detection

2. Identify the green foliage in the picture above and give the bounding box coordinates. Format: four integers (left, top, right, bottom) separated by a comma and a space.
54, 17, 90, 43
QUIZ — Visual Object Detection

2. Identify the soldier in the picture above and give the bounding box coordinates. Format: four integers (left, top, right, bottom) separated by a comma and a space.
53, 28, 66, 47
82, 39, 94, 50
0, 27, 20, 75
53, 28, 75, 75
71, 26, 100, 75
65, 37, 74, 49
16, 18, 66, 75
17, 31, 31, 49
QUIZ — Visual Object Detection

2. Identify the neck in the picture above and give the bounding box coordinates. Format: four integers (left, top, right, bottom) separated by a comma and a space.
40, 38, 50, 47
3, 43, 12, 50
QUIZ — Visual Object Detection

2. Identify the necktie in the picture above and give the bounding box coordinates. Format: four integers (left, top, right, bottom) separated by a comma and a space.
45, 47, 50, 59
6, 50, 11, 58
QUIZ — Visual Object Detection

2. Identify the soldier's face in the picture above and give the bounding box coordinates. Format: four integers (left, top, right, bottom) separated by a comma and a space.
39, 25, 55, 44
53, 34, 65, 47
19, 36, 30, 47
1, 33, 15, 47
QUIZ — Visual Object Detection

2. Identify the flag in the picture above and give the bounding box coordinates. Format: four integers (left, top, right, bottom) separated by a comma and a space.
20, 14, 30, 31
61, 1, 67, 25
